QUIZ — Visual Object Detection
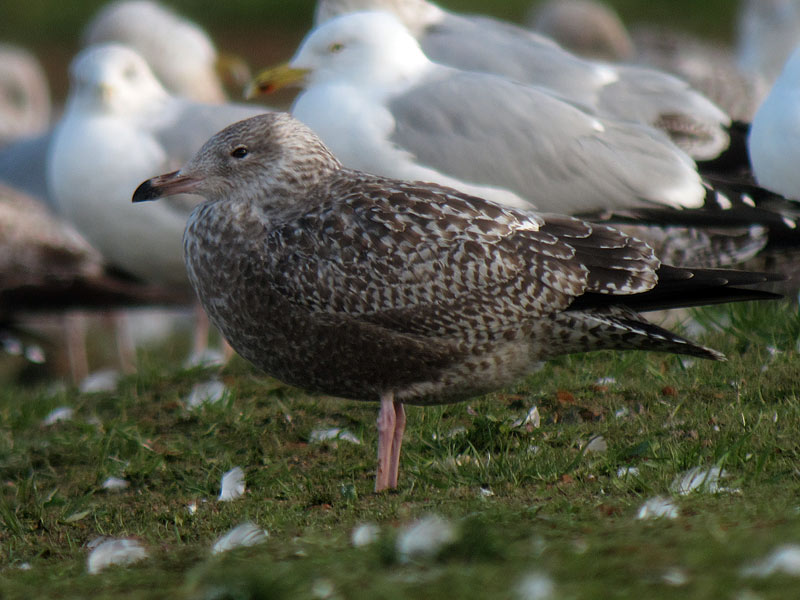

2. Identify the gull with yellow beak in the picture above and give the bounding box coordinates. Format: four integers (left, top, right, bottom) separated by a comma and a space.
312, 0, 731, 160
248, 11, 709, 216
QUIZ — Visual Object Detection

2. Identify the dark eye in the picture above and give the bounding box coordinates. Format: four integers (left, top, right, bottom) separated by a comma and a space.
123, 65, 138, 80
231, 146, 248, 159
328, 42, 344, 53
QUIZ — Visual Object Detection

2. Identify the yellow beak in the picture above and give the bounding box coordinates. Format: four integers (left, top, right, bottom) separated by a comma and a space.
244, 63, 311, 100
98, 82, 114, 103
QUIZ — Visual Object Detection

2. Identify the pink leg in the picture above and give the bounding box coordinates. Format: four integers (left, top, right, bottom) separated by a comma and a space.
64, 312, 89, 383
387, 402, 406, 489
375, 391, 396, 492
192, 302, 211, 358
113, 312, 136, 374
221, 337, 236, 362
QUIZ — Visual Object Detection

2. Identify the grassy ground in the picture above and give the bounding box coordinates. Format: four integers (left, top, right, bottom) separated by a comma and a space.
1, 300, 800, 598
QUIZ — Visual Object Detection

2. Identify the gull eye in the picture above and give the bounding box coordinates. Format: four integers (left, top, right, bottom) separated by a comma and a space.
231, 146, 249, 159
328, 42, 344, 53
123, 65, 138, 80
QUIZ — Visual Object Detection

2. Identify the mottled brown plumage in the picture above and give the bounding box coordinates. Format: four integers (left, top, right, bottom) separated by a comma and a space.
133, 112, 779, 491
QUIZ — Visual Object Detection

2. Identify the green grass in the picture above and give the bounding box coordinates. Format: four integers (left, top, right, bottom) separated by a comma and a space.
1, 301, 800, 598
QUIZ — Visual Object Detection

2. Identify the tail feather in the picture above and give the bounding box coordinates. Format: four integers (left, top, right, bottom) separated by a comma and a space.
562, 308, 725, 361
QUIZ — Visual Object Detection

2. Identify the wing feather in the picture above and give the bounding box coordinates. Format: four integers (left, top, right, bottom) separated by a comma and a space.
263, 174, 659, 341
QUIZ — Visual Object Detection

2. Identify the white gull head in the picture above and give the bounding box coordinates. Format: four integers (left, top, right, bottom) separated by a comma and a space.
65, 43, 169, 117
292, 11, 432, 90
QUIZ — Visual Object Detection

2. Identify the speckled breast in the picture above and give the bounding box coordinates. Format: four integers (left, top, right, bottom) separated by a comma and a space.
182, 200, 500, 404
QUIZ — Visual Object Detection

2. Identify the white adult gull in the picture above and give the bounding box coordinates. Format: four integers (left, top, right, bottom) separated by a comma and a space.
0, 45, 53, 201
313, 0, 731, 161
249, 11, 705, 217
47, 43, 269, 288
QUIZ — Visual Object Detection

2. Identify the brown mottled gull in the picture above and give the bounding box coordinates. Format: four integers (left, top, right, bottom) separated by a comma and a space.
133, 113, 779, 491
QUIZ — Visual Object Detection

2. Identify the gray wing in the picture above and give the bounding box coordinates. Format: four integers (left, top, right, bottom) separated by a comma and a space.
602, 64, 730, 160
0, 131, 53, 208
264, 175, 658, 340
423, 13, 610, 104
388, 68, 702, 214
421, 12, 730, 159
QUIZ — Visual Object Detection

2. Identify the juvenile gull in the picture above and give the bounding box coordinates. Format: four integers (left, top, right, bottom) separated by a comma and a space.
83, 1, 227, 103
313, 0, 731, 160
250, 11, 705, 215
133, 112, 780, 491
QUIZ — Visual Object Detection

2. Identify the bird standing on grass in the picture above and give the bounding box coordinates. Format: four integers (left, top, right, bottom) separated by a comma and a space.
134, 113, 779, 491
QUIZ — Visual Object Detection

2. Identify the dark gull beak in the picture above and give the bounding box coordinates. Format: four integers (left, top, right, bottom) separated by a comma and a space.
132, 171, 202, 202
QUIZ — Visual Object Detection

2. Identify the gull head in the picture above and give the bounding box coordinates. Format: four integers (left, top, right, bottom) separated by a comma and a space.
133, 112, 342, 205
248, 11, 429, 97
66, 43, 169, 116
83, 1, 225, 103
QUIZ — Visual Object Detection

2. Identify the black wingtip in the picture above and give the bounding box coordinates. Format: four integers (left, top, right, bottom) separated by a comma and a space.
568, 265, 786, 313
132, 178, 162, 203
